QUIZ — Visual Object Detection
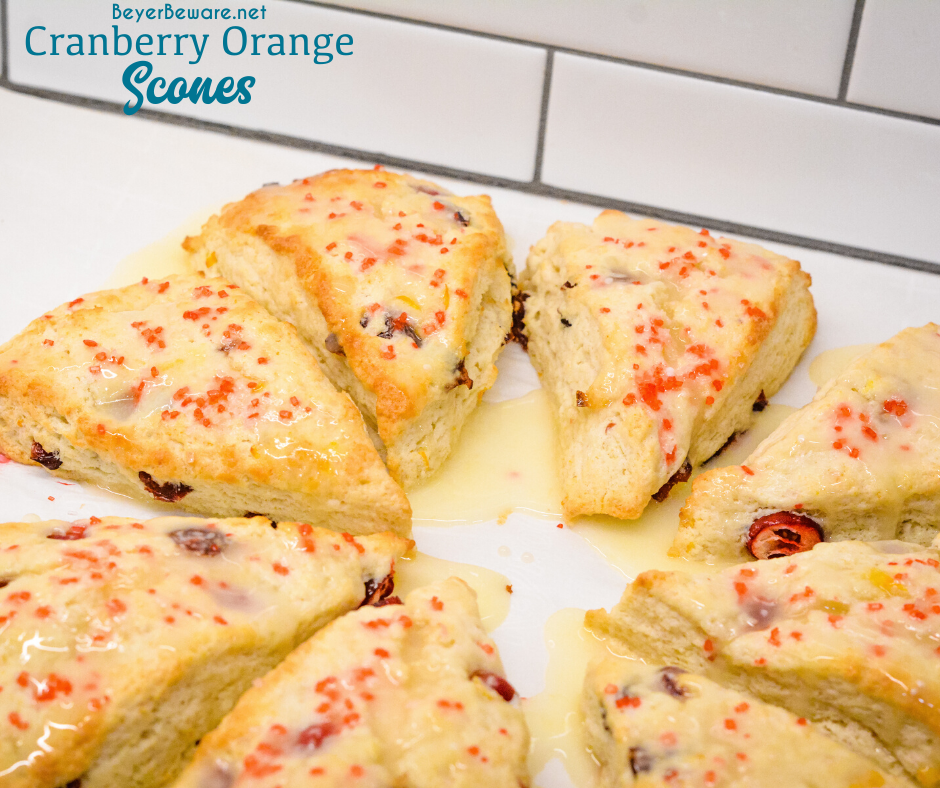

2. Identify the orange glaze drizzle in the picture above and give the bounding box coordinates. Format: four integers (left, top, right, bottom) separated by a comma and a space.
589, 223, 771, 473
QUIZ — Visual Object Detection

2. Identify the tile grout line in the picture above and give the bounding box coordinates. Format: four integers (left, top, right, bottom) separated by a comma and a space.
1, 0, 7, 82
839, 0, 867, 101
290, 0, 940, 128
2, 0, 939, 125
1, 78, 938, 275
531, 48, 554, 184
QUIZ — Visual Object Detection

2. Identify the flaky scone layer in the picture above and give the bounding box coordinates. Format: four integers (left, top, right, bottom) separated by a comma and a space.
520, 211, 815, 519
676, 324, 940, 561
0, 515, 409, 788
172, 577, 529, 788
587, 538, 940, 783
583, 660, 906, 787
184, 169, 515, 486
0, 274, 410, 535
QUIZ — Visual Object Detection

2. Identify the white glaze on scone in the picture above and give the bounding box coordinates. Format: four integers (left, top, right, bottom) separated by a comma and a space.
676, 325, 940, 561
0, 274, 411, 535
583, 660, 906, 787
587, 539, 940, 783
184, 169, 514, 486
520, 210, 815, 519
171, 578, 529, 788
0, 515, 409, 788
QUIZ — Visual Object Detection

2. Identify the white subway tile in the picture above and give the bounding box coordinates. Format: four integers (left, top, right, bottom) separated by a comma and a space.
542, 53, 940, 264
7, 0, 546, 180
848, 0, 940, 120
328, 0, 855, 97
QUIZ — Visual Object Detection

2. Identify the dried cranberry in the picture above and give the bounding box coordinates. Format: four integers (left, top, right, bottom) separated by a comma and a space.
509, 290, 529, 350
169, 527, 228, 556
652, 460, 692, 503
139, 472, 193, 502
629, 746, 654, 774
753, 390, 769, 412
30, 442, 62, 470
47, 524, 87, 541
0, 579, 10, 590
324, 333, 346, 356
298, 721, 337, 750
747, 512, 823, 560
740, 596, 777, 631
243, 512, 275, 527
454, 210, 470, 226
576, 390, 589, 407
471, 670, 516, 701
656, 667, 687, 699
377, 312, 423, 347
450, 359, 472, 390
360, 574, 396, 607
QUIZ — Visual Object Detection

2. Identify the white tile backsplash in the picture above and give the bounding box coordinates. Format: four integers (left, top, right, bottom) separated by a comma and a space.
848, 0, 940, 121
7, 0, 546, 180
326, 0, 856, 97
4, 0, 940, 265
541, 53, 940, 264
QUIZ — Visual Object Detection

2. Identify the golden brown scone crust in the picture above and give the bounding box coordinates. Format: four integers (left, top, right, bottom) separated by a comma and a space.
184, 169, 514, 486
171, 578, 529, 788
587, 539, 940, 783
0, 274, 411, 536
520, 211, 815, 519
675, 324, 940, 562
0, 515, 410, 788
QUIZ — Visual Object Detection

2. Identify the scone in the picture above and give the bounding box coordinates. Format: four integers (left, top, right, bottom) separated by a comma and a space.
183, 169, 514, 487
171, 577, 529, 788
583, 660, 905, 787
519, 211, 815, 519
675, 325, 940, 561
0, 515, 410, 788
586, 539, 940, 783
0, 274, 411, 536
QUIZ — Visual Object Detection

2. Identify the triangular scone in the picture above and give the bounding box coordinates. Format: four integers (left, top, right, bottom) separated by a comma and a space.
183, 169, 515, 487
583, 661, 904, 787
171, 577, 530, 788
0, 515, 410, 788
586, 539, 940, 782
520, 211, 815, 519
0, 275, 411, 536
674, 325, 940, 561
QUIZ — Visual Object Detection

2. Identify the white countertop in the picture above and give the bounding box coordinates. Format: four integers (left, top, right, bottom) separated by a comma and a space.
3, 85, 940, 787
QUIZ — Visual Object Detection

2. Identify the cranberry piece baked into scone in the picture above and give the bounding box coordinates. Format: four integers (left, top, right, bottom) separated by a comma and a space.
519, 211, 815, 519
675, 325, 940, 562
183, 169, 514, 487
170, 577, 529, 788
586, 539, 940, 783
583, 660, 905, 787
0, 274, 410, 536
0, 515, 410, 788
